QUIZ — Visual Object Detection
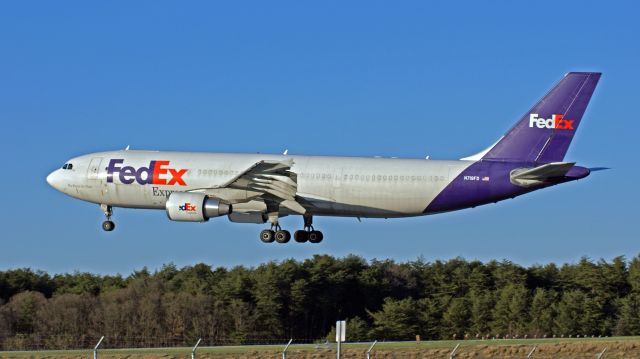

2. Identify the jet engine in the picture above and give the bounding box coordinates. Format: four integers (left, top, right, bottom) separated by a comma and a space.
165, 192, 231, 222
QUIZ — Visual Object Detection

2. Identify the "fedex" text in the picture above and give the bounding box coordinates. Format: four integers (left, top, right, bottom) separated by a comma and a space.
107, 159, 187, 186
179, 202, 197, 212
528, 114, 574, 130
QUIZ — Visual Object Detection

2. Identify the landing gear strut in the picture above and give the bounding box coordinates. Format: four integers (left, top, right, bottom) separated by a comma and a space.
258, 205, 321, 244
293, 215, 323, 243
259, 207, 291, 244
101, 204, 115, 232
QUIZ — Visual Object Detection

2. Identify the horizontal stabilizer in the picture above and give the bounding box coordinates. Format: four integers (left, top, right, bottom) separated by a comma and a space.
510, 162, 575, 187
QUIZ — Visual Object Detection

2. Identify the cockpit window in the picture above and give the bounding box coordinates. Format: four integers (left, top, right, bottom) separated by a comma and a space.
62, 163, 73, 170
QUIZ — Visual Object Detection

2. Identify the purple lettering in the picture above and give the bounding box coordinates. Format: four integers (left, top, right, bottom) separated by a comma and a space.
106, 159, 124, 183
119, 166, 136, 184
135, 161, 155, 185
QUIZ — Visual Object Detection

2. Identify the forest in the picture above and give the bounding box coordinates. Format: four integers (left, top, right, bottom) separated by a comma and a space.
2, 254, 640, 350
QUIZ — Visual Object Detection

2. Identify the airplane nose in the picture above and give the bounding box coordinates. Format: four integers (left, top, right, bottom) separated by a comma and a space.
46, 170, 62, 191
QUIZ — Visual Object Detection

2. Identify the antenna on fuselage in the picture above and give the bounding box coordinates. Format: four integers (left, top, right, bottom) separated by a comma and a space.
425, 155, 430, 160
283, 149, 288, 155
124, 145, 130, 151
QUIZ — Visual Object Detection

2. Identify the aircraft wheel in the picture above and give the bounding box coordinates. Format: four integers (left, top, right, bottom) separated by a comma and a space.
102, 220, 115, 232
294, 230, 308, 243
308, 230, 323, 243
260, 229, 275, 243
275, 230, 291, 244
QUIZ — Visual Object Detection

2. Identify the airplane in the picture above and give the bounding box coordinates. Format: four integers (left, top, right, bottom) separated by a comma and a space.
46, 72, 601, 244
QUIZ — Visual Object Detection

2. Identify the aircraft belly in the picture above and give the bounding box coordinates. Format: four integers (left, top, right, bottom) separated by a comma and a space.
328, 184, 434, 217
104, 183, 165, 209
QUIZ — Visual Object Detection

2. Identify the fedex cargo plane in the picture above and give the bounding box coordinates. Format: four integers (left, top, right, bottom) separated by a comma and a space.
47, 72, 601, 243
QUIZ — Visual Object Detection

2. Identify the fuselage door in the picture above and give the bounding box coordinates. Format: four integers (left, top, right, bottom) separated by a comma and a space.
87, 157, 103, 180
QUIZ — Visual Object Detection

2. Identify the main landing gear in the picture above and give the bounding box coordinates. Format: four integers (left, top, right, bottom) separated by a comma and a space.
260, 214, 323, 244
260, 224, 291, 244
101, 204, 115, 232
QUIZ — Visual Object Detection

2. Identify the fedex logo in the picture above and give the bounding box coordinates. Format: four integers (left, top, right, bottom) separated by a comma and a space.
528, 114, 574, 130
107, 159, 187, 186
179, 202, 197, 212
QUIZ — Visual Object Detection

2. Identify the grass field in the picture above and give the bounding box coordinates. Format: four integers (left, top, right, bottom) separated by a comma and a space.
2, 336, 640, 358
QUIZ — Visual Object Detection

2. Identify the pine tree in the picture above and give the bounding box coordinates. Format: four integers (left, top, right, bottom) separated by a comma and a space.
491, 284, 529, 337
470, 290, 493, 337
368, 298, 420, 340
443, 296, 471, 339
615, 292, 640, 335
554, 290, 586, 337
529, 288, 555, 337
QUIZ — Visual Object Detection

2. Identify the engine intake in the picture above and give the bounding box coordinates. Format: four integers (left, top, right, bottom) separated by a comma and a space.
165, 192, 231, 222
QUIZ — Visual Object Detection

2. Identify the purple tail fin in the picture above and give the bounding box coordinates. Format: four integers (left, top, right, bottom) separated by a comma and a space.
482, 72, 601, 163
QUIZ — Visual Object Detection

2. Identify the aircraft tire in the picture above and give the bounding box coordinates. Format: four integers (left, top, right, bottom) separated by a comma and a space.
294, 230, 308, 243
275, 230, 291, 244
308, 231, 323, 243
260, 229, 275, 243
102, 220, 115, 232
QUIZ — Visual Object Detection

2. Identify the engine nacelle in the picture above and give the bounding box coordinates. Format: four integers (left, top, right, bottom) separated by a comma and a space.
165, 192, 231, 222
227, 200, 268, 223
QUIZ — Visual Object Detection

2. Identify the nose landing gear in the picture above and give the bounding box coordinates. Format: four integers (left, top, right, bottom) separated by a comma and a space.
101, 204, 115, 232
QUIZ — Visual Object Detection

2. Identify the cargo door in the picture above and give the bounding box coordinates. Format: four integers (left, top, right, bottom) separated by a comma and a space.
87, 157, 103, 180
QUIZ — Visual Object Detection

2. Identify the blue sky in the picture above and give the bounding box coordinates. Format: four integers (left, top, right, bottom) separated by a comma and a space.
0, 1, 638, 274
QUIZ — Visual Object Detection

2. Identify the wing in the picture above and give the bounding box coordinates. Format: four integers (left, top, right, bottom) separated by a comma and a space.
210, 159, 307, 214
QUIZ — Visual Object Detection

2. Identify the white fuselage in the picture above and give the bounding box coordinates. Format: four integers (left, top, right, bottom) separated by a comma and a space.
47, 150, 475, 218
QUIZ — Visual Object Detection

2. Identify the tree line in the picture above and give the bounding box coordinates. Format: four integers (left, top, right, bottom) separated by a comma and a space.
2, 255, 640, 350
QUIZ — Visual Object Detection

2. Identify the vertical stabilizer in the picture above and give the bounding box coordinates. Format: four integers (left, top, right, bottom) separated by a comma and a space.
481, 72, 601, 163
